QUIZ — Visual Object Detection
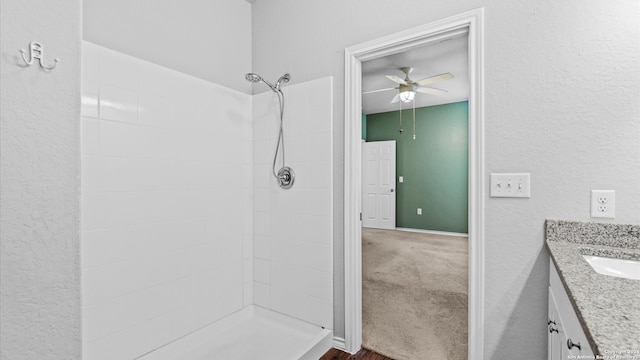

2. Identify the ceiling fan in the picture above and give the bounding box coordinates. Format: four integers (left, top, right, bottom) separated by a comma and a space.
363, 66, 454, 103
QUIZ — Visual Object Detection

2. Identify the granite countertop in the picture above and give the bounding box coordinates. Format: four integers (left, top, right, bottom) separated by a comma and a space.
545, 220, 640, 357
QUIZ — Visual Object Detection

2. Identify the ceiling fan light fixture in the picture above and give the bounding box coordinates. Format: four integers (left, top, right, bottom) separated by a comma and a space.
368, 67, 454, 107
399, 90, 415, 102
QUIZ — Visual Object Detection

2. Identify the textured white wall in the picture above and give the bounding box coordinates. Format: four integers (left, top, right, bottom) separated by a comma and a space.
0, 0, 82, 359
251, 0, 640, 358
83, 0, 252, 93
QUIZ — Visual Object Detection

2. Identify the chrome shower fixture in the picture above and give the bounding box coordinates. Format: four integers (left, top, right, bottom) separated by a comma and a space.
275, 73, 290, 89
245, 73, 262, 83
245, 72, 290, 93
245, 72, 294, 189
277, 167, 295, 189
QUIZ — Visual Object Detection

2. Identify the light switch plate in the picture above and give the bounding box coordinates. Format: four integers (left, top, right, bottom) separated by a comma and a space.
490, 173, 531, 198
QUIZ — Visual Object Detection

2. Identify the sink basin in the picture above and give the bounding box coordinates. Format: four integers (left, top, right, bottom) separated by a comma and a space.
582, 255, 640, 280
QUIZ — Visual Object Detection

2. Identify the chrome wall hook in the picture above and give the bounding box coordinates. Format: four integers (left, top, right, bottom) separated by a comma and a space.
20, 42, 59, 70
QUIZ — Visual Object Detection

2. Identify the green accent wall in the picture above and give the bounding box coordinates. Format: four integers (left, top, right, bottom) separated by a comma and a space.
361, 112, 367, 140
365, 101, 468, 233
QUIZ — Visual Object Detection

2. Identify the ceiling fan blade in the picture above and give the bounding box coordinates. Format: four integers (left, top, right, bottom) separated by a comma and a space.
415, 72, 454, 86
416, 87, 448, 95
363, 87, 396, 95
385, 75, 407, 85
390, 93, 401, 103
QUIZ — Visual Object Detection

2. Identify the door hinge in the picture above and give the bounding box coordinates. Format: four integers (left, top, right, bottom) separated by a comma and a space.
360, 212, 362, 221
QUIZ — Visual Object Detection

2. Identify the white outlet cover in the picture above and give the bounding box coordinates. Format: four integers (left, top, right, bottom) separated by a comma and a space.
490, 173, 531, 198
591, 190, 615, 218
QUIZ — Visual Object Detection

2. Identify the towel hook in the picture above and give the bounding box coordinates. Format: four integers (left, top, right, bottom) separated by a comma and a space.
20, 42, 59, 70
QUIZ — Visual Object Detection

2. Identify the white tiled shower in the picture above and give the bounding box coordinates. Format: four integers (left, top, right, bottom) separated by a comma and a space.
252, 78, 333, 328
80, 42, 332, 359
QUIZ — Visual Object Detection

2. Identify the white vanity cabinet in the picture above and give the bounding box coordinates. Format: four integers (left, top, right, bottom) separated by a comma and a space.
548, 262, 595, 360
548, 288, 568, 360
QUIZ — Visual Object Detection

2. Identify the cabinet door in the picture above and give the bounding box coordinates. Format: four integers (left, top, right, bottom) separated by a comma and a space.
549, 262, 595, 359
548, 289, 555, 358
548, 287, 567, 360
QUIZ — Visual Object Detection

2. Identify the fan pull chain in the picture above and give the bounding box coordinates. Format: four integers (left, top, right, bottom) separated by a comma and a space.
412, 98, 416, 140
399, 100, 404, 133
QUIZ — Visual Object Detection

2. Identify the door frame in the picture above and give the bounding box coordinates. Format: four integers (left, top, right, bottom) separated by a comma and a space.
343, 8, 485, 359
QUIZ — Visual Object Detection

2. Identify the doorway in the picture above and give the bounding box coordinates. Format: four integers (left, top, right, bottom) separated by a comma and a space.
343, 9, 485, 360
360, 37, 469, 357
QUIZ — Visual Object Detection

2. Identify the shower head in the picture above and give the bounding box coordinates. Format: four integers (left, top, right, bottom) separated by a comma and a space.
245, 72, 290, 92
245, 73, 262, 83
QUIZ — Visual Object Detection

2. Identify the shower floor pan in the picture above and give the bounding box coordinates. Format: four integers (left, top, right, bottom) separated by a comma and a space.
137, 306, 333, 360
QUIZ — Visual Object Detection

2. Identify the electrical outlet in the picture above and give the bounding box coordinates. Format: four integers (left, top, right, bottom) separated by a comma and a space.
417, 208, 422, 215
591, 190, 615, 218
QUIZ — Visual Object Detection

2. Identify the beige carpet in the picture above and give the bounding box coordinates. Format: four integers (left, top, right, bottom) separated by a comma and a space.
362, 228, 468, 360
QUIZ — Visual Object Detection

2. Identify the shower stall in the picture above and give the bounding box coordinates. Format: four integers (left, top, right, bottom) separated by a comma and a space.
80, 42, 333, 359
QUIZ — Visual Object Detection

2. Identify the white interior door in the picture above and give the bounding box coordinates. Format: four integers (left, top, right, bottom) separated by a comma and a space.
362, 140, 396, 229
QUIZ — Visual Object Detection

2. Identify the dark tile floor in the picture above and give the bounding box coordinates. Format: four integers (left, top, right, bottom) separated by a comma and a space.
320, 348, 394, 360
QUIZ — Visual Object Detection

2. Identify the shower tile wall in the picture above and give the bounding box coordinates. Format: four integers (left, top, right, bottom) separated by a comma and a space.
80, 42, 252, 359
252, 77, 334, 329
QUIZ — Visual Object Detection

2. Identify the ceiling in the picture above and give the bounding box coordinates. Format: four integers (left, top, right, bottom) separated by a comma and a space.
362, 33, 469, 115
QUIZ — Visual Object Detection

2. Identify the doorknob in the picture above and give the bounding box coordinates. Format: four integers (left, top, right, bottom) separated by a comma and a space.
390, 189, 394, 192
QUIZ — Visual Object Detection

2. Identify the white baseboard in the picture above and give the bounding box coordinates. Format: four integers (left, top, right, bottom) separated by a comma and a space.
332, 336, 347, 352
395, 227, 468, 237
